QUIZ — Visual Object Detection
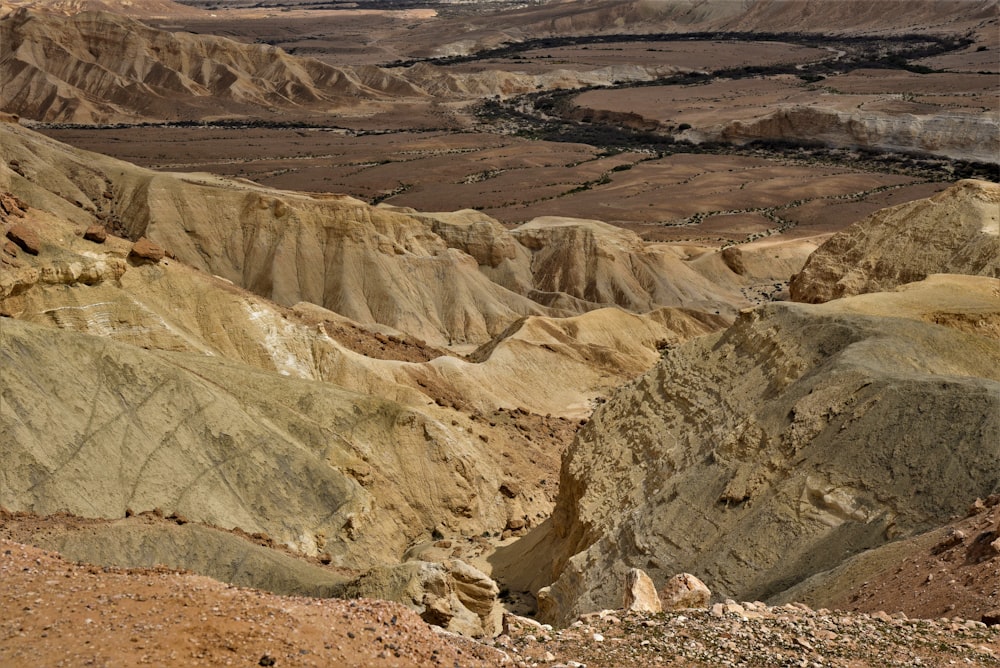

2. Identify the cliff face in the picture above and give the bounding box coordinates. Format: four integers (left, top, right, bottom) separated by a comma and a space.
790, 179, 1000, 303
536, 274, 1000, 625
715, 106, 1000, 164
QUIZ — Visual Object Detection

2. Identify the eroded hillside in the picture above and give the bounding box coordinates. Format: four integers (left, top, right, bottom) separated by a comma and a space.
0, 116, 755, 635
0, 117, 787, 346
525, 274, 1000, 625
0, 9, 429, 123
0, 0, 998, 660
790, 179, 1000, 303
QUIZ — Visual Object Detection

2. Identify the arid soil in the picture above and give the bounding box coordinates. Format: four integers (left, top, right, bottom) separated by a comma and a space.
0, 539, 505, 668
442, 39, 830, 74
2, 535, 997, 668
39, 126, 948, 242
572, 73, 997, 131
779, 496, 1000, 623
166, 0, 1000, 64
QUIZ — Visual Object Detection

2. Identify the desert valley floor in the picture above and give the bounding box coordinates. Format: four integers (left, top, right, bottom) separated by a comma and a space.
0, 0, 998, 665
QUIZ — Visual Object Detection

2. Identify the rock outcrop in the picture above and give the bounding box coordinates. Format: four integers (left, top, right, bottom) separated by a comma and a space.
791, 180, 1000, 303
716, 105, 1000, 164
534, 275, 1000, 625
337, 560, 503, 638
659, 573, 712, 611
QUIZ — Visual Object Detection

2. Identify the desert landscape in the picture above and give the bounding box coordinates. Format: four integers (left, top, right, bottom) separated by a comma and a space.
0, 0, 998, 665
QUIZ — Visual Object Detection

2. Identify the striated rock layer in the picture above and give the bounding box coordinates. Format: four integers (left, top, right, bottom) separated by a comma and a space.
531, 274, 1000, 625
716, 106, 1000, 165
0, 9, 426, 123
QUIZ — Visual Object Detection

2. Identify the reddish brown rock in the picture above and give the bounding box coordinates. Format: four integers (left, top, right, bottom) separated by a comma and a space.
84, 225, 108, 243
499, 480, 521, 498
0, 192, 27, 221
128, 237, 165, 263
6, 223, 40, 255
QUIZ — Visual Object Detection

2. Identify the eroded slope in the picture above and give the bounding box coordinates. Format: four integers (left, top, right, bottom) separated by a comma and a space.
1, 118, 784, 346
529, 275, 1000, 625
0, 9, 426, 123
790, 179, 1000, 303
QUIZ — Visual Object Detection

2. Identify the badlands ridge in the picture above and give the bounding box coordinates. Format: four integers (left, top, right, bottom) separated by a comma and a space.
2, 112, 998, 638
0, 0, 998, 664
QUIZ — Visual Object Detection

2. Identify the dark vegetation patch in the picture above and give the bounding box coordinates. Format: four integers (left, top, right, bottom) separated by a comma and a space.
387, 31, 971, 72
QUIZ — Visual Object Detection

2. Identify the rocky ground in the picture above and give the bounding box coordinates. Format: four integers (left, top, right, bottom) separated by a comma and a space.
777, 496, 1000, 624
496, 603, 1000, 668
0, 540, 503, 668
2, 530, 998, 667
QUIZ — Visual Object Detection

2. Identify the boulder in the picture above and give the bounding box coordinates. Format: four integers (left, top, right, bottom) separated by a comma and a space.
659, 573, 711, 611
337, 560, 502, 638
128, 237, 165, 263
622, 568, 662, 613
6, 224, 39, 255
83, 225, 107, 243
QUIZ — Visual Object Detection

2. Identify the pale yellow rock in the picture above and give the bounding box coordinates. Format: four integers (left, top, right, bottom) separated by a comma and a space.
535, 275, 1000, 625
659, 573, 712, 611
330, 560, 503, 638
622, 568, 663, 614
791, 180, 1000, 304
